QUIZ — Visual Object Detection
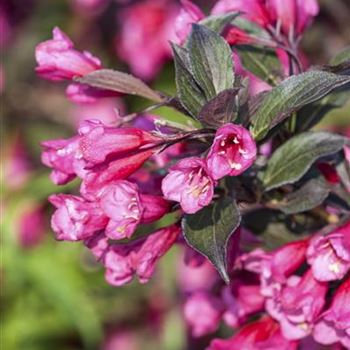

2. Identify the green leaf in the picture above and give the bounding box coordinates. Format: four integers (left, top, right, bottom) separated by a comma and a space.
231, 17, 271, 41
296, 87, 350, 131
171, 43, 207, 117
236, 46, 281, 85
330, 47, 350, 66
182, 198, 241, 283
277, 177, 330, 214
199, 12, 240, 33
263, 131, 347, 190
198, 88, 239, 127
251, 70, 350, 140
188, 24, 235, 100
77, 69, 164, 102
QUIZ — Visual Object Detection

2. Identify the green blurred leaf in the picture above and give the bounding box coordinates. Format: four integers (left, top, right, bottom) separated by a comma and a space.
231, 16, 271, 40
236, 45, 281, 85
188, 24, 235, 100
263, 131, 347, 190
182, 197, 241, 283
251, 70, 350, 140
330, 47, 350, 66
277, 177, 330, 214
296, 86, 350, 131
199, 12, 240, 33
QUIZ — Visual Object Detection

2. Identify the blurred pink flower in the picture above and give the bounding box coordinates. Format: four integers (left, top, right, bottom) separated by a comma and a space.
313, 277, 350, 349
208, 315, 298, 350
177, 250, 218, 293
35, 27, 101, 81
18, 204, 46, 248
307, 221, 350, 282
183, 290, 224, 338
212, 0, 319, 37
70, 98, 124, 127
102, 330, 138, 350
211, 0, 271, 28
66, 83, 120, 104
206, 123, 257, 180
266, 269, 327, 340
174, 0, 204, 45
222, 272, 265, 327
162, 157, 215, 214
3, 136, 32, 189
70, 0, 108, 16
116, 0, 179, 80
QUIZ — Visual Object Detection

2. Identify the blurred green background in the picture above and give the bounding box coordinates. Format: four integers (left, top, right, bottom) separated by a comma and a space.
1, 1, 350, 349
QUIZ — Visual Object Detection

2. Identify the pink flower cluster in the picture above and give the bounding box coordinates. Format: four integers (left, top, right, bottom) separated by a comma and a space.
180, 221, 350, 349
163, 124, 256, 214
174, 0, 319, 93
175, 0, 319, 45
40, 116, 257, 285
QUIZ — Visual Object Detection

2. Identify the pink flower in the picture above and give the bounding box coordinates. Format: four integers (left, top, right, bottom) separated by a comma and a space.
49, 194, 108, 241
206, 123, 257, 180
99, 181, 143, 240
313, 277, 350, 349
307, 221, 350, 282
41, 136, 86, 185
174, 0, 204, 45
98, 180, 169, 240
222, 272, 265, 327
224, 26, 256, 45
103, 225, 180, 286
211, 0, 271, 28
211, 0, 318, 37
208, 316, 298, 350
177, 252, 218, 293
266, 0, 319, 35
102, 330, 138, 350
162, 157, 215, 214
266, 269, 328, 340
3, 136, 32, 189
35, 27, 101, 81
241, 239, 309, 297
70, 98, 124, 127
116, 0, 178, 80
183, 291, 224, 338
80, 148, 157, 200
18, 204, 46, 248
70, 0, 108, 16
139, 194, 170, 223
65, 83, 120, 104
78, 119, 161, 165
